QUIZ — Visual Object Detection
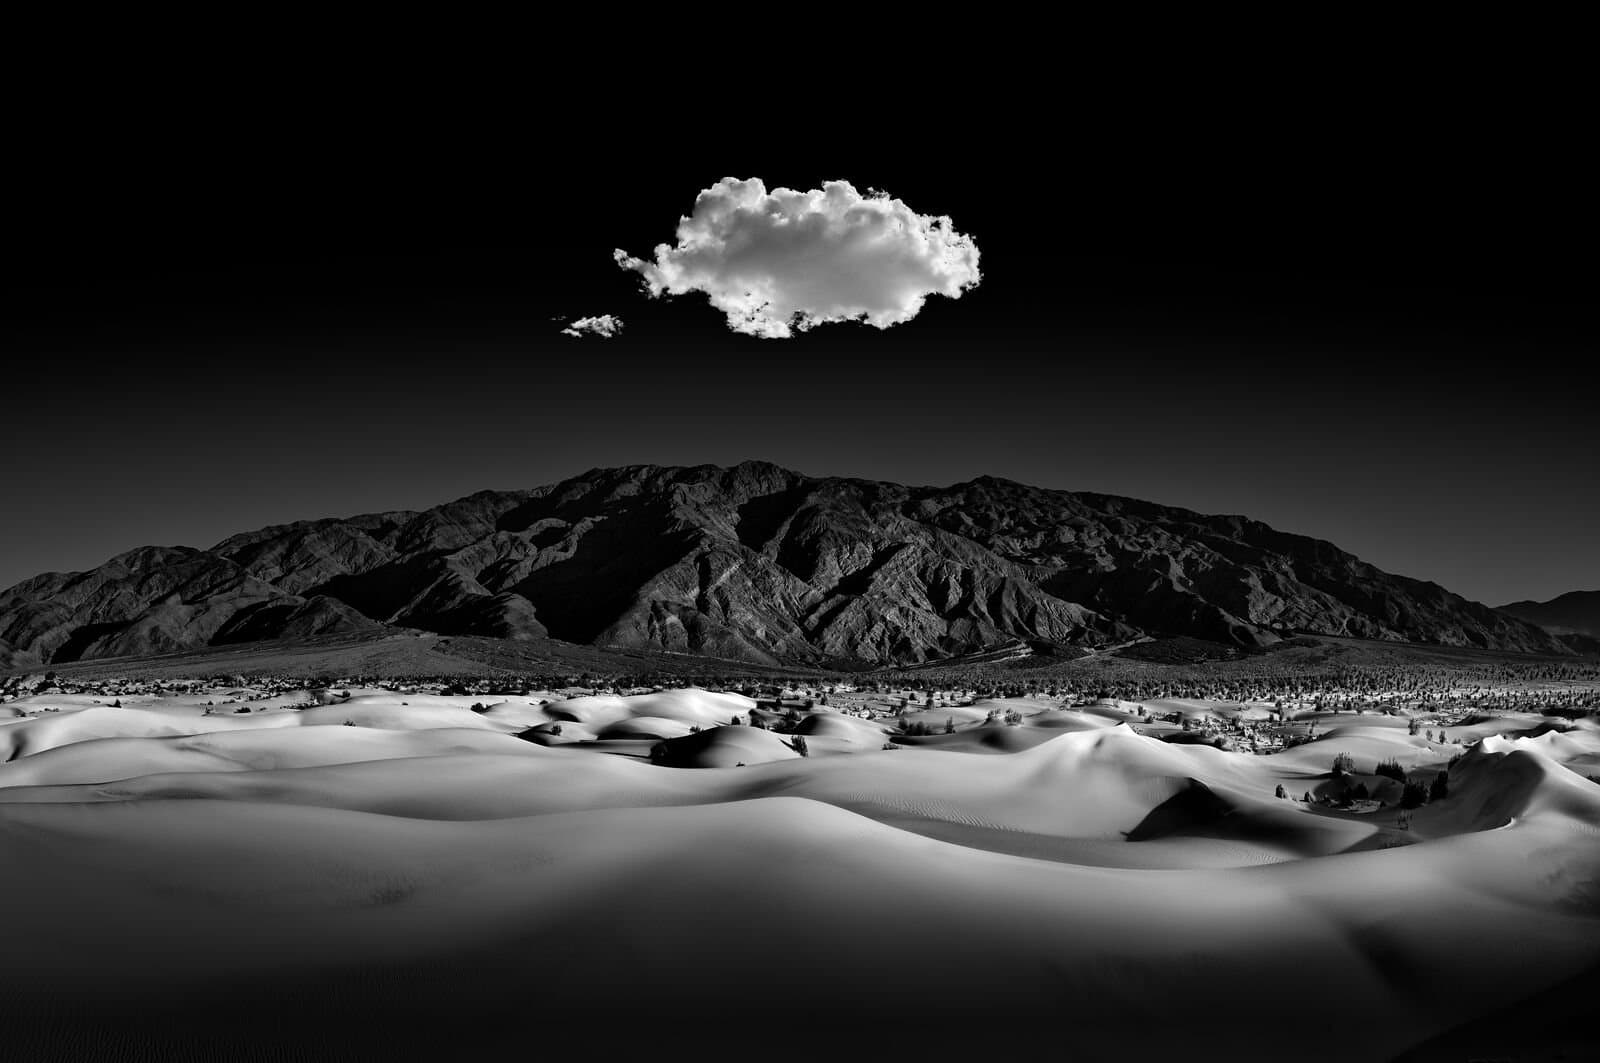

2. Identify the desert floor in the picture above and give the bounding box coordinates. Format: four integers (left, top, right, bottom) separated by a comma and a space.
3, 683, 1598, 1061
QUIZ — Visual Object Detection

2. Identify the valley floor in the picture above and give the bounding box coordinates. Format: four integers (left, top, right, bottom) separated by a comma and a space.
3, 680, 1599, 1060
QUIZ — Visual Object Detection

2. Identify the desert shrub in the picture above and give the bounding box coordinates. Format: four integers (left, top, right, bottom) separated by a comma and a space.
689, 725, 702, 734
791, 735, 809, 757
1400, 781, 1429, 809
470, 702, 488, 714
882, 742, 897, 750
1303, 791, 1312, 803
1374, 758, 1407, 783
233, 707, 250, 714
1275, 784, 1288, 799
549, 724, 562, 736
1332, 752, 1355, 777
944, 717, 955, 734
1429, 770, 1449, 802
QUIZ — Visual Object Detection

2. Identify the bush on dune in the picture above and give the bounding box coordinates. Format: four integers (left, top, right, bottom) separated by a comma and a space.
1375, 758, 1407, 783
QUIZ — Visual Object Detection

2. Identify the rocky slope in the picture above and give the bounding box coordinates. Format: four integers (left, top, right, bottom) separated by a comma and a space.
0, 462, 1569, 667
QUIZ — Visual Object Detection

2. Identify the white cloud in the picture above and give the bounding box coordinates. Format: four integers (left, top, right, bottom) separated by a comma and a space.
614, 177, 981, 339
560, 314, 624, 339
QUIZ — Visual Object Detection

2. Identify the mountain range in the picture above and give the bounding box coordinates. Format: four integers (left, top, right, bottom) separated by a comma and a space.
0, 461, 1572, 669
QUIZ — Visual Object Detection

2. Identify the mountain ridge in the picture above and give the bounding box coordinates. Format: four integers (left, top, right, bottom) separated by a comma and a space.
1497, 590, 1600, 656
1499, 590, 1600, 633
0, 461, 1568, 669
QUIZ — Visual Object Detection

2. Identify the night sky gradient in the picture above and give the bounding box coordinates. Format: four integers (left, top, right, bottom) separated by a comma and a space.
5, 106, 1593, 608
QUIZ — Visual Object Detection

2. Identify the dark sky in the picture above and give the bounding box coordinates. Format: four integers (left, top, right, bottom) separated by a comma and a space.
4, 99, 1593, 607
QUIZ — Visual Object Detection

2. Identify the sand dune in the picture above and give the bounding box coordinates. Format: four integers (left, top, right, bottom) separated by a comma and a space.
793, 708, 893, 747
0, 725, 539, 789
541, 687, 756, 728
1, 704, 296, 761
1026, 706, 1123, 731
650, 723, 804, 767
4, 790, 1596, 1059
1, 684, 1597, 1060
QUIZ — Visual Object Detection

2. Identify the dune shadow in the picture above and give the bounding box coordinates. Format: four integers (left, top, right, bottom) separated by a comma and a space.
1124, 778, 1232, 841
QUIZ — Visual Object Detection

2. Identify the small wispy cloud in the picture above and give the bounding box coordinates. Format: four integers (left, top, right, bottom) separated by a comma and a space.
559, 314, 624, 339
614, 177, 981, 339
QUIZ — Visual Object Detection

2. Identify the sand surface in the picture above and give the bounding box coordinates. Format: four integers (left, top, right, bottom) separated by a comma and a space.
2, 685, 1598, 1060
